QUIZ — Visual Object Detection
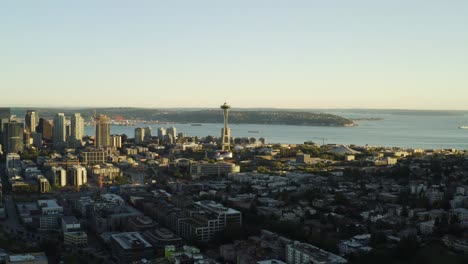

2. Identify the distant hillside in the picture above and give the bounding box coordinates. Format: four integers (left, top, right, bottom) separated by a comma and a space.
157, 110, 354, 126
11, 108, 354, 127
390, 110, 464, 116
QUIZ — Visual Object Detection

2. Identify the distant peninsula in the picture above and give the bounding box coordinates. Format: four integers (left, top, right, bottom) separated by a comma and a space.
12, 108, 355, 127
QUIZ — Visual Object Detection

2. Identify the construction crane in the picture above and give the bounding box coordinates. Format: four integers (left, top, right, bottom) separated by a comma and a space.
98, 173, 104, 193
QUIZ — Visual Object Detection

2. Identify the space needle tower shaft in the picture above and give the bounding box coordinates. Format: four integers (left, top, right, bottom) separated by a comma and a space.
221, 102, 231, 151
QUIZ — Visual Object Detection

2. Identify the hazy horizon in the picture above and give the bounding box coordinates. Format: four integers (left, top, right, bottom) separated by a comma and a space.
1, 1, 467, 109
4, 106, 468, 112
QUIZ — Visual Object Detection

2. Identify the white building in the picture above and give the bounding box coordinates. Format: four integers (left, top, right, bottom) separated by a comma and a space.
111, 134, 122, 148
53, 113, 67, 147
50, 166, 67, 187
67, 165, 87, 186
6, 153, 21, 170
157, 127, 166, 140
179, 201, 242, 242
167, 127, 177, 139
71, 113, 84, 144
286, 241, 347, 264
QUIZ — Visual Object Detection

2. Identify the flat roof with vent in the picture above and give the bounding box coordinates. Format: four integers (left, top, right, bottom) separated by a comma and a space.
111, 232, 152, 250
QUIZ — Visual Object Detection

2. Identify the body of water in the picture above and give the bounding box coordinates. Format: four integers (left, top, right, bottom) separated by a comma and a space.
84, 111, 468, 150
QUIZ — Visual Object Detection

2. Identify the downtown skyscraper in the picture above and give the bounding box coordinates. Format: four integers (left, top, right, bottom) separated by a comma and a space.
0, 107, 11, 147
71, 113, 84, 144
53, 113, 67, 148
2, 120, 24, 153
95, 114, 110, 148
24, 110, 38, 133
37, 118, 53, 142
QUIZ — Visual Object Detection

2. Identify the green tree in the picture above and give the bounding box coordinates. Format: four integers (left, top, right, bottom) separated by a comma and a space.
395, 236, 420, 261
113, 175, 129, 185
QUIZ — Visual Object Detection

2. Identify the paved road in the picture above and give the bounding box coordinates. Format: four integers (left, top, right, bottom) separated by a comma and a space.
2, 195, 27, 236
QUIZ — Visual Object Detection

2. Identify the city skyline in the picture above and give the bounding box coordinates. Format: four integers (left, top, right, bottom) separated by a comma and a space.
3, 2, 468, 263
1, 1, 467, 110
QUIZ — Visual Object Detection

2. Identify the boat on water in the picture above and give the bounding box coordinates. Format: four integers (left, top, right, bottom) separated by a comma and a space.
248, 130, 261, 133
458, 126, 468, 129
191, 124, 202, 126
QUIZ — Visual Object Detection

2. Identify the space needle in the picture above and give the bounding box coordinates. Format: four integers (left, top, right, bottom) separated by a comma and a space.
221, 102, 231, 151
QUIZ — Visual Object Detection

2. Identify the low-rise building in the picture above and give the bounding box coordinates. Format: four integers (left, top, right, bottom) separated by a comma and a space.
127, 216, 157, 232
178, 201, 242, 242
64, 231, 88, 248
143, 228, 183, 248
338, 235, 372, 256
258, 261, 287, 264
110, 232, 154, 264
6, 252, 48, 264
90, 205, 143, 234
286, 241, 347, 264
419, 220, 435, 235
61, 216, 81, 233
82, 150, 107, 165
33, 200, 63, 231
190, 162, 240, 179
91, 164, 122, 184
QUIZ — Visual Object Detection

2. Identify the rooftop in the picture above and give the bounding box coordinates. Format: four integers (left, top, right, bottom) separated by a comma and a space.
62, 216, 80, 225
289, 241, 347, 263
257, 260, 287, 264
8, 252, 47, 263
111, 232, 152, 250
194, 200, 240, 215
37, 199, 60, 208
101, 193, 125, 203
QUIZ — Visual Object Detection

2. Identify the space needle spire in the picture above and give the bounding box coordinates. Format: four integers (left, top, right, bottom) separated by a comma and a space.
220, 102, 231, 151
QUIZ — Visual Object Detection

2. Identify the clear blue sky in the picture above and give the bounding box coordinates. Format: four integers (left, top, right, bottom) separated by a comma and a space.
1, 0, 467, 109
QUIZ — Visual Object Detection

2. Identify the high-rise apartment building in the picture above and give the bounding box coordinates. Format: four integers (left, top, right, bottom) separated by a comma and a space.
71, 113, 84, 145
2, 120, 24, 153
95, 114, 110, 148
157, 127, 166, 142
0, 107, 11, 146
25, 110, 38, 133
67, 165, 87, 186
144, 126, 152, 142
111, 135, 122, 148
167, 127, 177, 139
53, 113, 67, 148
50, 166, 67, 187
37, 118, 53, 141
134, 127, 145, 144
